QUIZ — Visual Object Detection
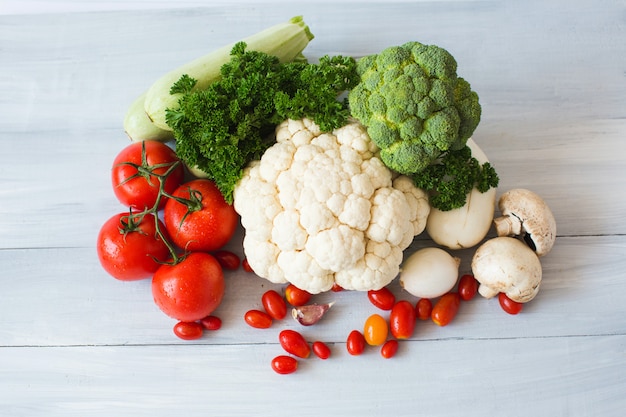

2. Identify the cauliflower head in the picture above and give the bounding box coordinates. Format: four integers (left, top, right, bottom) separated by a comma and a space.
348, 41, 481, 175
233, 118, 430, 294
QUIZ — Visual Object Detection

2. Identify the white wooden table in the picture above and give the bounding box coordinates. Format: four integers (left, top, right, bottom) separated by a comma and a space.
1, 1, 625, 416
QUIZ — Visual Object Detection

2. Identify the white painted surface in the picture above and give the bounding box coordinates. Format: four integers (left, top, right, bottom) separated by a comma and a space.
1, 1, 625, 416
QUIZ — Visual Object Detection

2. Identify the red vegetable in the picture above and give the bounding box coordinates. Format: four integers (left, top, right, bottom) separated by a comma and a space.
279, 330, 311, 359
199, 315, 222, 331
284, 284, 311, 307
389, 300, 416, 339
498, 292, 524, 315
312, 341, 331, 360
458, 274, 479, 301
213, 250, 240, 271
367, 287, 396, 311
271, 355, 298, 375
380, 339, 399, 359
346, 330, 366, 356
431, 292, 461, 326
262, 290, 287, 320
415, 298, 433, 321
244, 310, 273, 329
173, 321, 204, 340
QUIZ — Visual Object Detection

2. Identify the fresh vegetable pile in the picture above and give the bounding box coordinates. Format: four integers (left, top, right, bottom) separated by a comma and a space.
100, 16, 557, 374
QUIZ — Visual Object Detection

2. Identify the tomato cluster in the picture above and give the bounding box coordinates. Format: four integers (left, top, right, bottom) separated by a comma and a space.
96, 140, 240, 339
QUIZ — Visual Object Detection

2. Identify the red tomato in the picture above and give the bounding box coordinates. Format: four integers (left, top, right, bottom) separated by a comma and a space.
380, 339, 399, 359
97, 212, 170, 281
164, 179, 238, 252
415, 298, 433, 321
367, 287, 396, 311
363, 314, 388, 346
331, 283, 344, 292
242, 258, 254, 273
498, 293, 524, 315
284, 284, 311, 307
312, 341, 331, 360
151, 252, 225, 322
199, 315, 222, 331
262, 290, 287, 320
389, 300, 416, 339
346, 330, 366, 356
271, 355, 298, 375
244, 310, 273, 329
279, 330, 311, 359
458, 274, 479, 301
111, 140, 184, 210
431, 292, 461, 326
213, 250, 240, 271
173, 321, 204, 340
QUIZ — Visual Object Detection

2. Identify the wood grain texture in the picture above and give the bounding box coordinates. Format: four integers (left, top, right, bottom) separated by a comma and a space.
0, 1, 624, 416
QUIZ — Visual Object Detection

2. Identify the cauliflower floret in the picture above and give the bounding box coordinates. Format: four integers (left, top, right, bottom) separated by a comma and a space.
233, 118, 430, 294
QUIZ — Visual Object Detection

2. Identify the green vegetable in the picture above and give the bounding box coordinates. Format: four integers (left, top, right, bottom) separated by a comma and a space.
348, 41, 481, 175
141, 16, 314, 131
412, 145, 499, 211
166, 42, 359, 203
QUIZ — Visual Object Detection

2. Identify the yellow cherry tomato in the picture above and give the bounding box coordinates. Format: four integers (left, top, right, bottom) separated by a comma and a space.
363, 313, 388, 346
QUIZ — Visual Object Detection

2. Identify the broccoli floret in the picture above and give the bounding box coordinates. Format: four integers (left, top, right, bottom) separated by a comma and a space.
348, 41, 481, 175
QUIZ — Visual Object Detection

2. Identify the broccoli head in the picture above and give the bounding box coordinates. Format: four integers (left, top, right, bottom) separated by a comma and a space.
348, 41, 481, 175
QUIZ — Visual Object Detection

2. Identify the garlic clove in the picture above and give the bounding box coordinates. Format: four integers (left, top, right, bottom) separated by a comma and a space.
291, 302, 334, 326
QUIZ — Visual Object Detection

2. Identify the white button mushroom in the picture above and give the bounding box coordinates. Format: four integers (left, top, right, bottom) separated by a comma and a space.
493, 188, 556, 257
471, 236, 542, 303
400, 247, 460, 299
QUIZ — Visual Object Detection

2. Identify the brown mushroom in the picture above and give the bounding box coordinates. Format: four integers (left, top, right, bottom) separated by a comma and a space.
493, 188, 556, 257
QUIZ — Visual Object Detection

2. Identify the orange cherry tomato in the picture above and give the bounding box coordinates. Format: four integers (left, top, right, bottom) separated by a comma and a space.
458, 274, 479, 301
279, 330, 311, 359
498, 293, 524, 315
363, 313, 388, 346
262, 290, 287, 320
312, 341, 331, 360
173, 321, 204, 340
346, 330, 366, 356
199, 315, 222, 331
415, 298, 433, 321
389, 300, 416, 339
380, 339, 399, 359
284, 284, 311, 306
244, 309, 273, 329
271, 355, 298, 375
367, 287, 396, 311
431, 292, 461, 326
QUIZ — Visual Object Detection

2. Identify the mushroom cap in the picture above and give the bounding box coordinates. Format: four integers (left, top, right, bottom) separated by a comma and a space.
493, 188, 557, 256
471, 236, 542, 303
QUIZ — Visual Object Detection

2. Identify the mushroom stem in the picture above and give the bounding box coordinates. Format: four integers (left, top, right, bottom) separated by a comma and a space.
493, 215, 522, 237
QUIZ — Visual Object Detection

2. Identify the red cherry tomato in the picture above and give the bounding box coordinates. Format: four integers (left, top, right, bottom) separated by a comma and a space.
389, 300, 416, 339
279, 330, 311, 359
244, 310, 273, 329
111, 140, 184, 210
312, 341, 331, 360
164, 179, 238, 252
173, 321, 204, 340
271, 355, 298, 375
458, 274, 479, 301
199, 315, 222, 331
151, 252, 225, 322
415, 298, 433, 321
346, 330, 366, 356
261, 290, 287, 320
380, 339, 399, 359
367, 287, 396, 311
284, 284, 311, 307
432, 292, 461, 326
363, 314, 388, 346
331, 283, 344, 292
498, 293, 524, 315
242, 258, 254, 273
97, 212, 170, 281
213, 250, 240, 271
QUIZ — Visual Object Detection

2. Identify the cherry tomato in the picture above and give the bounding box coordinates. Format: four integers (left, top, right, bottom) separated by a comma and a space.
284, 284, 311, 307
261, 290, 287, 320
331, 283, 344, 292
271, 355, 298, 375
431, 292, 461, 326
151, 252, 225, 322
111, 140, 184, 210
363, 314, 388, 346
199, 315, 222, 331
213, 250, 240, 271
415, 298, 433, 321
97, 212, 170, 281
346, 330, 366, 356
498, 293, 524, 315
312, 341, 331, 360
164, 179, 238, 252
173, 321, 204, 340
380, 339, 399, 359
389, 300, 416, 339
244, 310, 273, 329
279, 330, 311, 359
458, 274, 479, 301
367, 287, 396, 311
242, 258, 254, 273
